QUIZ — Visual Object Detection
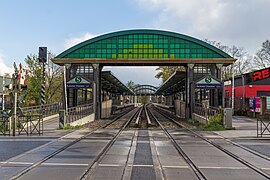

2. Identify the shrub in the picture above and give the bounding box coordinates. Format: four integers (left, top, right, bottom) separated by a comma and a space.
203, 113, 224, 131
58, 124, 83, 130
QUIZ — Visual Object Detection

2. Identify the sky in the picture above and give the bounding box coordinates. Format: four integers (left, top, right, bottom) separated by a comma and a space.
0, 0, 269, 86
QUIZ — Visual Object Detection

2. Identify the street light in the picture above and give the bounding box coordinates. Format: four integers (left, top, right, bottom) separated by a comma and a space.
63, 64, 71, 112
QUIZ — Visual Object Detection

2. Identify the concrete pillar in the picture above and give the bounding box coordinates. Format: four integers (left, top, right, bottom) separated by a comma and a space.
92, 63, 102, 120
120, 95, 123, 105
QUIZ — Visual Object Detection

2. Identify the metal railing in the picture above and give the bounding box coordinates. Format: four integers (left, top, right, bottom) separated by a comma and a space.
0, 110, 10, 135
194, 103, 220, 120
21, 102, 62, 117
66, 103, 93, 124
17, 114, 43, 135
257, 115, 270, 137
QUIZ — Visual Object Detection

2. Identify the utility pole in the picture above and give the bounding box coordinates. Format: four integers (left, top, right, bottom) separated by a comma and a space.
12, 63, 18, 136
232, 63, 235, 114
2, 76, 5, 111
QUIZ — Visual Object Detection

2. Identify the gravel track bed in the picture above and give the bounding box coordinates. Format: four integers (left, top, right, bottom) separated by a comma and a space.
85, 119, 112, 129
105, 120, 127, 128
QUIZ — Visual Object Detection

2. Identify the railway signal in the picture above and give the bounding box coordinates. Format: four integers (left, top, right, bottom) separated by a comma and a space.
38, 47, 47, 106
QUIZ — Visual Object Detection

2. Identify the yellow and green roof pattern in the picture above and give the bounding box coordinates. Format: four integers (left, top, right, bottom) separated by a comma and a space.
56, 29, 232, 60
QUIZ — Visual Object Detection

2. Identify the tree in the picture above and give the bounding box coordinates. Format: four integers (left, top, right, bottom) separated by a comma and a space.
46, 52, 63, 103
253, 40, 270, 69
127, 80, 135, 89
4, 73, 11, 78
204, 39, 252, 79
23, 53, 63, 106
24, 54, 42, 105
228, 45, 252, 77
155, 66, 185, 82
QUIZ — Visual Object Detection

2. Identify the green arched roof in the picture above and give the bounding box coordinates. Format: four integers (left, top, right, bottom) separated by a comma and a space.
54, 29, 233, 64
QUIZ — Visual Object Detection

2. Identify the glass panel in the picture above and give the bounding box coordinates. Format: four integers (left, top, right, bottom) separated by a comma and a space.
63, 33, 225, 60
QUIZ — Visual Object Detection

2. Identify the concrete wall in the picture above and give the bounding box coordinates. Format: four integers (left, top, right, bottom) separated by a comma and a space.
70, 113, 95, 126
102, 99, 112, 118
192, 113, 208, 124
175, 100, 186, 118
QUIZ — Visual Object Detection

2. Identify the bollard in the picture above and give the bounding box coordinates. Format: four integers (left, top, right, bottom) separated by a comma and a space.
223, 108, 232, 129
59, 110, 66, 129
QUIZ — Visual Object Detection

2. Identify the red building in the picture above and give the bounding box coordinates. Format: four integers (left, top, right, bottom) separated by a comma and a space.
224, 67, 270, 111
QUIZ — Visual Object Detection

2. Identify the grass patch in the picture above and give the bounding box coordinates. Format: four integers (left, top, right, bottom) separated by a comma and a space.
203, 113, 225, 131
58, 124, 84, 130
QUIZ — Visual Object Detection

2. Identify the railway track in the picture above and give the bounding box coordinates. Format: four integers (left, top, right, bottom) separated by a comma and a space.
8, 103, 270, 179
149, 104, 270, 180
10, 107, 138, 180
80, 107, 140, 179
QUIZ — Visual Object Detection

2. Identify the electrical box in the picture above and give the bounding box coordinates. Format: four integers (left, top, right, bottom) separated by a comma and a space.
224, 108, 232, 129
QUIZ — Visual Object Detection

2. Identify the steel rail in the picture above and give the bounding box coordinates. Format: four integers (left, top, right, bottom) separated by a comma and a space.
11, 106, 136, 180
80, 107, 142, 179
147, 106, 207, 180
153, 105, 270, 180
144, 104, 152, 126
135, 105, 143, 126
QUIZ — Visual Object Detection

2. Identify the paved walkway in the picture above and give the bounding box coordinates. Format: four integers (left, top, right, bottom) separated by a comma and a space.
214, 116, 260, 139
0, 115, 72, 163
213, 116, 270, 157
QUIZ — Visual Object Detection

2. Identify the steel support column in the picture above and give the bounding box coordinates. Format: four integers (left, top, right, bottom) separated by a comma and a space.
92, 64, 102, 120
186, 64, 194, 119
216, 64, 223, 107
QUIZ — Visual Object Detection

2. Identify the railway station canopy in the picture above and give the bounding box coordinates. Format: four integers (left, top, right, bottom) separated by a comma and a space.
53, 29, 234, 66
101, 71, 134, 95
155, 71, 186, 95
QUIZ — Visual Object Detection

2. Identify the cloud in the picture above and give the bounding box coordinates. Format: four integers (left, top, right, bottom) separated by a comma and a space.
0, 52, 13, 76
135, 0, 270, 54
64, 33, 98, 49
103, 66, 162, 86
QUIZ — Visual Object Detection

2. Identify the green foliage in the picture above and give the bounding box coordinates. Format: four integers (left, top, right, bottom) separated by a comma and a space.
155, 66, 185, 82
127, 80, 135, 89
24, 54, 42, 106
23, 53, 63, 106
188, 118, 198, 125
59, 124, 84, 130
203, 113, 225, 131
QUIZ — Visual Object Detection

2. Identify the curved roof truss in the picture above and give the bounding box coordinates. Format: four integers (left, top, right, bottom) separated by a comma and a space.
133, 85, 157, 95
53, 29, 235, 66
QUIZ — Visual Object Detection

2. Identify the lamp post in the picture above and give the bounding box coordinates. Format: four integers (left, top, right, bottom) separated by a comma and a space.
232, 63, 235, 114
2, 76, 5, 111
63, 64, 71, 112
242, 74, 245, 111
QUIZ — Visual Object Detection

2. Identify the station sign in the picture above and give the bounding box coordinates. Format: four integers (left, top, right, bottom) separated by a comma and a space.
195, 75, 222, 89
253, 68, 270, 81
249, 97, 261, 112
67, 76, 92, 88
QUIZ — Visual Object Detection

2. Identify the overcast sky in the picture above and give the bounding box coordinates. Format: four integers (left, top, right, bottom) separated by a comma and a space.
0, 0, 269, 86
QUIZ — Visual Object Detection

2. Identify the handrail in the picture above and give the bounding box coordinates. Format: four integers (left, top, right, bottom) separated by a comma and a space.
21, 102, 63, 117
66, 103, 94, 124
194, 103, 221, 120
